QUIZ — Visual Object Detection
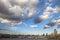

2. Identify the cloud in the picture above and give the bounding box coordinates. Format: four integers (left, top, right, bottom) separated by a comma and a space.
44, 19, 57, 29
56, 17, 60, 28
44, 16, 60, 29
44, 22, 56, 29
34, 6, 51, 24
0, 0, 39, 26
44, 25, 50, 29
0, 18, 10, 25
39, 12, 50, 20
34, 1, 60, 24
44, 6, 60, 14
0, 18, 23, 26
30, 25, 38, 28
0, 28, 9, 31
10, 0, 38, 5
52, 16, 60, 28
28, 8, 36, 18
45, 21, 56, 27
57, 23, 60, 28
0, 0, 60, 26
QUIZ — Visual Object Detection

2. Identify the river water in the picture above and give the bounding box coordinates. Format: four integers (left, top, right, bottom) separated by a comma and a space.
0, 38, 60, 40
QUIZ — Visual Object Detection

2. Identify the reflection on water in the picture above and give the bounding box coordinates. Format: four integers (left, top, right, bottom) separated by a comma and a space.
0, 38, 60, 40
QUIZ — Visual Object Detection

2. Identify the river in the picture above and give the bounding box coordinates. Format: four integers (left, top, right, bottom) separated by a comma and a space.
0, 38, 60, 40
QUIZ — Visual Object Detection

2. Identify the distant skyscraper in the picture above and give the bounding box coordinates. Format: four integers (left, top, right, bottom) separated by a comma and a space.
54, 29, 57, 35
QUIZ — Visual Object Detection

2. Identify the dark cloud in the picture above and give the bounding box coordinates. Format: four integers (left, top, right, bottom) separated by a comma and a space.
44, 23, 55, 29
0, 2, 9, 14
34, 17, 43, 24
0, 13, 21, 21
0, 0, 20, 21
0, 0, 27, 21
47, 22, 55, 27
44, 19, 56, 29
0, 29, 8, 30
44, 26, 50, 29
44, 16, 60, 29
57, 24, 60, 28
0, 0, 40, 26
34, 13, 50, 24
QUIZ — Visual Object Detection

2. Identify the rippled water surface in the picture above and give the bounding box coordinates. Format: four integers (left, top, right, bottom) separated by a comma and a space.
0, 38, 60, 40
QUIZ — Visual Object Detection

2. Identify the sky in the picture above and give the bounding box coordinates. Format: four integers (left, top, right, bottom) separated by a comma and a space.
0, 0, 60, 35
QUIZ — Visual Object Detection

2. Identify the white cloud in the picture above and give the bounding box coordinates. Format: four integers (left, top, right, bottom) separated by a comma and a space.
51, 20, 57, 23
39, 6, 52, 20
0, 18, 3, 22
9, 5, 23, 17
0, 18, 23, 26
30, 0, 38, 3
39, 5, 60, 21
0, 0, 11, 8
1, 19, 11, 24
0, 0, 39, 26
34, 6, 52, 23
14, 0, 28, 4
44, 16, 60, 29
54, 7, 60, 13
52, 16, 60, 24
0, 18, 11, 25
30, 25, 38, 28
49, 0, 53, 2
9, 21, 23, 27
56, 17, 60, 28
47, 6, 60, 13
34, 1, 60, 24
57, 19, 60, 23
39, 15, 50, 20
10, 0, 39, 19
12, 0, 38, 5
28, 8, 36, 18
44, 25, 50, 29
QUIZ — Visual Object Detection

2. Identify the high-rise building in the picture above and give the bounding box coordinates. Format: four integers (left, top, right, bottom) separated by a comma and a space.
54, 29, 57, 36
